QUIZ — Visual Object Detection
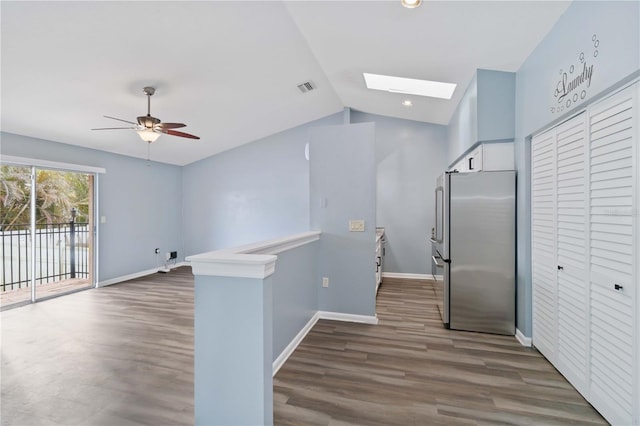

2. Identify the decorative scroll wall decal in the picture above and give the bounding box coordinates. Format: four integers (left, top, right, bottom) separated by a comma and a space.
551, 34, 600, 114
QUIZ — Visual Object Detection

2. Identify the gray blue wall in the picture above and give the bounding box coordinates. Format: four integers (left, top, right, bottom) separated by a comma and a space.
2, 107, 441, 290
181, 113, 342, 257
271, 240, 318, 358
477, 69, 516, 143
514, 0, 640, 336
1, 132, 183, 283
350, 111, 448, 275
310, 123, 377, 316
194, 273, 273, 425
182, 108, 447, 278
447, 69, 515, 165
448, 72, 478, 165
7, 1, 634, 339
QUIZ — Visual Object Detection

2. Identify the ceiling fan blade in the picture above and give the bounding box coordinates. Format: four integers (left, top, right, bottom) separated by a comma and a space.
104, 115, 138, 125
161, 129, 200, 140
91, 127, 137, 130
157, 122, 186, 130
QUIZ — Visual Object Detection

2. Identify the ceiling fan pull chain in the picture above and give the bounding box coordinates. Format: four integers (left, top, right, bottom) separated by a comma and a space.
147, 141, 151, 167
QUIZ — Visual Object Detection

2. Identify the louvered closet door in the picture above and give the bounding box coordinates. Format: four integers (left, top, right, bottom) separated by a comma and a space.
588, 84, 636, 425
531, 129, 557, 361
555, 113, 589, 394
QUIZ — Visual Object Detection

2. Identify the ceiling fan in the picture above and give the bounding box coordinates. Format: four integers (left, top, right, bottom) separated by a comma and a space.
92, 86, 200, 143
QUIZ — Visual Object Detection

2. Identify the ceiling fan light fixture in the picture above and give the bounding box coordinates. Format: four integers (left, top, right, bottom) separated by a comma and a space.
140, 116, 158, 128
93, 86, 200, 141
401, 0, 421, 8
137, 129, 161, 143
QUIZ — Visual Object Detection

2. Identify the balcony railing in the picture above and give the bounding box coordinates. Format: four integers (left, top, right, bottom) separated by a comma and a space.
1, 222, 90, 292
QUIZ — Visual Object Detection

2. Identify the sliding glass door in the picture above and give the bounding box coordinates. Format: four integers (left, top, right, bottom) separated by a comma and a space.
1, 166, 95, 309
0, 165, 33, 306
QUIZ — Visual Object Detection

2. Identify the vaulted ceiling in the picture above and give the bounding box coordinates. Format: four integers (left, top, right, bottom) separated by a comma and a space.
1, 1, 570, 166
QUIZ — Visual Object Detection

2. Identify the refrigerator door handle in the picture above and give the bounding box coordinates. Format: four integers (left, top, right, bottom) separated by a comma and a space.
435, 249, 448, 260
434, 186, 444, 243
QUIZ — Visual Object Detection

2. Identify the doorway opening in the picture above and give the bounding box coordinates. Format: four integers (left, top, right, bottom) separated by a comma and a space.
1, 165, 95, 309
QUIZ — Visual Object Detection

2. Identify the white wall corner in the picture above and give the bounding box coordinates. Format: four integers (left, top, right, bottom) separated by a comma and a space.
516, 328, 532, 347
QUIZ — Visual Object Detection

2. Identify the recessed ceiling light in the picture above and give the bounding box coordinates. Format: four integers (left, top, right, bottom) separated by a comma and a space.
401, 0, 421, 8
402, 100, 413, 107
363, 73, 456, 100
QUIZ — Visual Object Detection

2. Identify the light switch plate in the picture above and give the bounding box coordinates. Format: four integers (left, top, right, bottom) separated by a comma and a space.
349, 220, 365, 232
322, 277, 329, 288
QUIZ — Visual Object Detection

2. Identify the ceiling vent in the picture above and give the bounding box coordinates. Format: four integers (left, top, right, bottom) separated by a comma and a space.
297, 81, 315, 93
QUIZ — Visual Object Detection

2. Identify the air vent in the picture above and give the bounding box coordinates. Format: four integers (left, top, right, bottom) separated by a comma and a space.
297, 81, 315, 93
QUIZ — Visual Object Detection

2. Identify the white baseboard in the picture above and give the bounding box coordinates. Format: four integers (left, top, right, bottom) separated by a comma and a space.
98, 268, 160, 287
98, 262, 189, 287
272, 312, 320, 376
382, 272, 438, 280
271, 310, 378, 376
318, 310, 379, 325
170, 261, 189, 270
516, 328, 532, 347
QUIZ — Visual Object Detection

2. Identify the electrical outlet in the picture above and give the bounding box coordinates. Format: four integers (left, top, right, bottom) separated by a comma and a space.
349, 220, 365, 232
322, 277, 329, 288
155, 248, 160, 254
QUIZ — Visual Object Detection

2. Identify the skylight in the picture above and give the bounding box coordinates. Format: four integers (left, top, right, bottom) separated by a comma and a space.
363, 73, 456, 100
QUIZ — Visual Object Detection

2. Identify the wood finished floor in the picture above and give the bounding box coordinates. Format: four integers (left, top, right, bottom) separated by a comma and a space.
1, 268, 606, 425
273, 278, 607, 426
1, 268, 194, 426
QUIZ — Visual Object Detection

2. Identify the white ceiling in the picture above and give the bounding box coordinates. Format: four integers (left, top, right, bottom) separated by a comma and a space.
1, 1, 570, 166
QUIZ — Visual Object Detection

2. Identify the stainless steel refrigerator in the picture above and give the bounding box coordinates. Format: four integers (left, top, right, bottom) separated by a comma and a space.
431, 170, 516, 335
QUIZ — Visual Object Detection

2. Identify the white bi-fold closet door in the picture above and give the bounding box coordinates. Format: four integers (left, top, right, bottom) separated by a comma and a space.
532, 112, 589, 391
531, 82, 639, 426
588, 82, 636, 425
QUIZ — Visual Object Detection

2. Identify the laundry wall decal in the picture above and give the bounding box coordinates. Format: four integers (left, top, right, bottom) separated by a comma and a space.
551, 34, 599, 115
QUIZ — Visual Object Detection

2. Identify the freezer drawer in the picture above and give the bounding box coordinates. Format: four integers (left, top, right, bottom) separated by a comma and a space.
431, 251, 448, 326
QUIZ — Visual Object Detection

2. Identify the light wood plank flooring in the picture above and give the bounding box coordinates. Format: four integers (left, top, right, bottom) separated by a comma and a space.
1, 269, 606, 425
1, 268, 194, 426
